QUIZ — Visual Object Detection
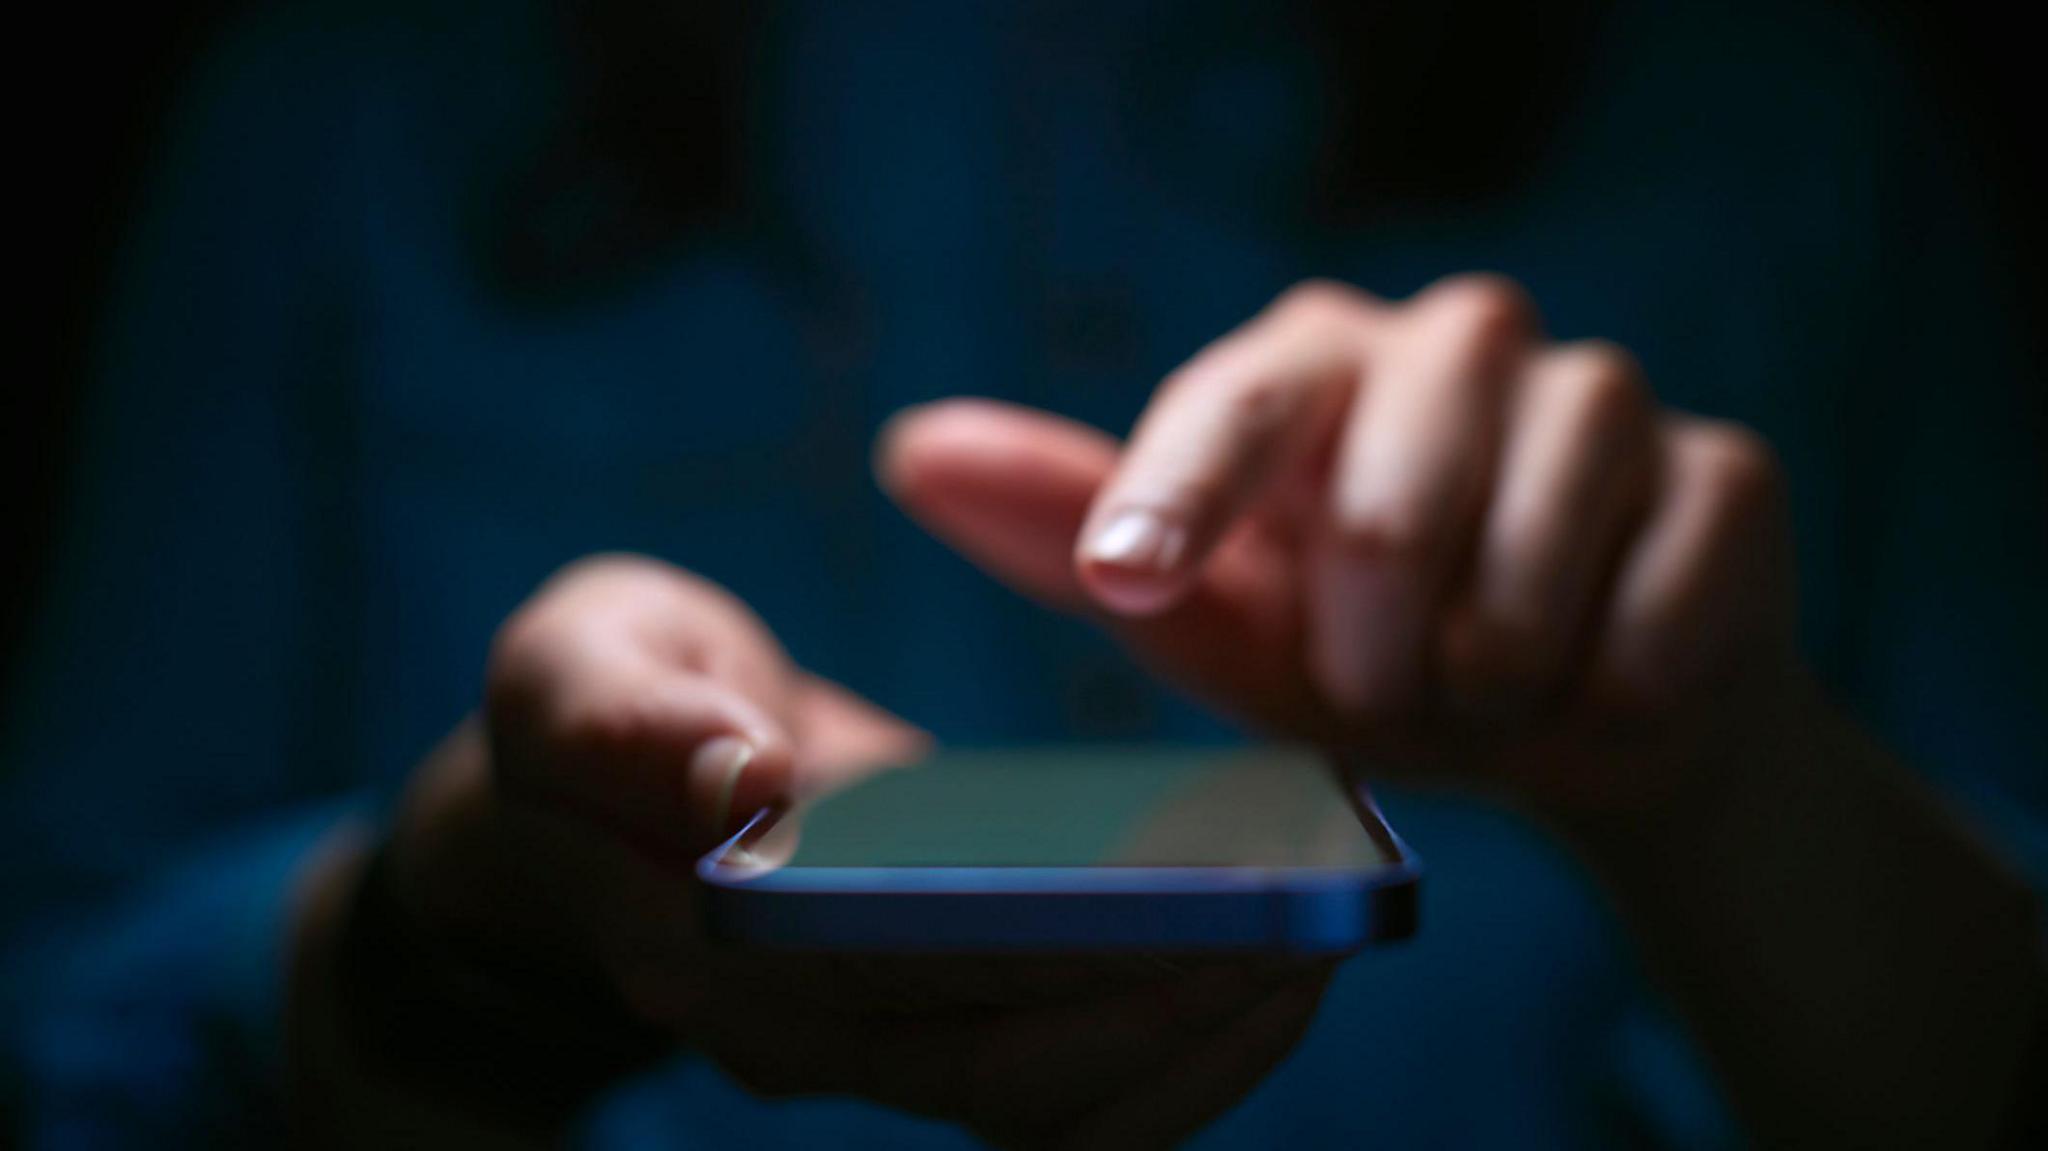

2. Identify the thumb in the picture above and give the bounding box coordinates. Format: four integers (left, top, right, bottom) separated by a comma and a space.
877, 399, 1344, 740
488, 558, 801, 859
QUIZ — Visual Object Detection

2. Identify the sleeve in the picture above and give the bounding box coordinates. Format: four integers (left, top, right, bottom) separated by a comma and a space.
3, 804, 364, 1147
2, 12, 379, 1144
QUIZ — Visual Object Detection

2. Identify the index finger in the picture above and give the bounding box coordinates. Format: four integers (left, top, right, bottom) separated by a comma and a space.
1076, 281, 1374, 616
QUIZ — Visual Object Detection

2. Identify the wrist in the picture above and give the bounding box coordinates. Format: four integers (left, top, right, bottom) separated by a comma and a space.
349, 834, 674, 1119
1530, 667, 2044, 1146
1533, 661, 1831, 881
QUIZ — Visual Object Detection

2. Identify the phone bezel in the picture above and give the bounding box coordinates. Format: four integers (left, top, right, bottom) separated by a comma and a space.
695, 750, 1422, 954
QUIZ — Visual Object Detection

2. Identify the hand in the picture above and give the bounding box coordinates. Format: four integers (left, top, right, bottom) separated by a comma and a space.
292, 554, 1332, 1149
880, 275, 1801, 818
881, 276, 2048, 1147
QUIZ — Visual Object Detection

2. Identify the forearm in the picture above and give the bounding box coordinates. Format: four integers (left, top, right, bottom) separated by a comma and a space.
287, 817, 670, 1148
1556, 679, 2044, 1147
289, 828, 548, 1149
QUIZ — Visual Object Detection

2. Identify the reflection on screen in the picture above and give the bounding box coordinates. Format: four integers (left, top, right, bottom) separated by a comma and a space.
755, 747, 1392, 870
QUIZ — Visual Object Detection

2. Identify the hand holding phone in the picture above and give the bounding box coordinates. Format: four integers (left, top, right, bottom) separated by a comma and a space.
302, 555, 1338, 1147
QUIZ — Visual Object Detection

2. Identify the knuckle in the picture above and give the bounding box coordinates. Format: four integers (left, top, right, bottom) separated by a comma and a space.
1689, 422, 1782, 521
1326, 507, 1435, 570
1487, 504, 1561, 582
552, 551, 677, 600
553, 550, 638, 584
1557, 340, 1651, 430
1152, 361, 1203, 406
1421, 272, 1540, 345
486, 555, 660, 682
1222, 372, 1304, 441
1270, 278, 1371, 328
1444, 603, 1563, 696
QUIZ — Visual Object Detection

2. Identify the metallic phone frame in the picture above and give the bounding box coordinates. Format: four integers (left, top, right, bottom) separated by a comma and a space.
696, 772, 1421, 954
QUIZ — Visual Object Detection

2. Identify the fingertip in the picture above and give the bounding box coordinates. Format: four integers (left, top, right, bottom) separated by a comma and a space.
1076, 557, 1188, 617
688, 733, 797, 841
871, 399, 1020, 509
1075, 508, 1192, 617
871, 403, 931, 501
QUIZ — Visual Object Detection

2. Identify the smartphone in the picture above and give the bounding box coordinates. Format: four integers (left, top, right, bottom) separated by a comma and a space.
697, 745, 1420, 954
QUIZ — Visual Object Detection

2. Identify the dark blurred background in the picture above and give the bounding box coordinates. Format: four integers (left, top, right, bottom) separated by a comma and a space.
10, 2, 2043, 703
4, 5, 2045, 1144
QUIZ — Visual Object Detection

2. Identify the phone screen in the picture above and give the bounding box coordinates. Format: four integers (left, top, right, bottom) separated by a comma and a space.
746, 746, 1397, 871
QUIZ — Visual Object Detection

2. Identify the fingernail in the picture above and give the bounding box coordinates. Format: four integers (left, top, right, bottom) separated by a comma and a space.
1312, 557, 1424, 716
694, 736, 756, 838
1080, 509, 1188, 615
